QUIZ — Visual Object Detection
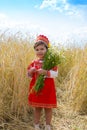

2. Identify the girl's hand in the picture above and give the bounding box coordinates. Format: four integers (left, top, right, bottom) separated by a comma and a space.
37, 69, 47, 75
30, 67, 36, 73
28, 67, 36, 77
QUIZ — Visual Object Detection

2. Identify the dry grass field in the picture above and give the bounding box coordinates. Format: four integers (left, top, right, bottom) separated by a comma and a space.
0, 32, 87, 130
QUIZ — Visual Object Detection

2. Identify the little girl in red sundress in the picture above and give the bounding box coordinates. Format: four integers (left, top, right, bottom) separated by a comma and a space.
27, 35, 58, 130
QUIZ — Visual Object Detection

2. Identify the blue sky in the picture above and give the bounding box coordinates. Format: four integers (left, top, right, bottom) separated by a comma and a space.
0, 0, 87, 46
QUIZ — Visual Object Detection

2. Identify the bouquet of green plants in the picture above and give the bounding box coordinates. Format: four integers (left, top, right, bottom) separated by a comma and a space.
34, 47, 64, 93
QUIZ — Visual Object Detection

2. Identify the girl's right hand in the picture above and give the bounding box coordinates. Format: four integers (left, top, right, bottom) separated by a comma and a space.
28, 67, 36, 77
31, 67, 36, 73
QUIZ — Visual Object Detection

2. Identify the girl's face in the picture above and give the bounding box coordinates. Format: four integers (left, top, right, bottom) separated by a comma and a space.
35, 44, 47, 59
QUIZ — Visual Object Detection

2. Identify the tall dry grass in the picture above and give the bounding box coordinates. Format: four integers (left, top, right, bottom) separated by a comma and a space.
0, 35, 35, 123
58, 46, 87, 114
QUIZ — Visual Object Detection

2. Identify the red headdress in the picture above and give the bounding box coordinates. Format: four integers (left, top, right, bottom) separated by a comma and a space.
34, 35, 50, 48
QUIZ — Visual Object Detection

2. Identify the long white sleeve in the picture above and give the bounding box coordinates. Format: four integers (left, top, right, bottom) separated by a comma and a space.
50, 70, 58, 78
46, 70, 58, 78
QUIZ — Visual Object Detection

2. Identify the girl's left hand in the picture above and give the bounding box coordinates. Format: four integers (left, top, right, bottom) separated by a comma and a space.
37, 69, 47, 75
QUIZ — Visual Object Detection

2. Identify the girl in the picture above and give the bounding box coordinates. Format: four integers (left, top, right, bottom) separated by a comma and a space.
27, 35, 58, 130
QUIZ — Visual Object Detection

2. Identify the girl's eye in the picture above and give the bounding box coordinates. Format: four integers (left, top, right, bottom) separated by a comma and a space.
41, 48, 44, 50
35, 49, 39, 51
35, 48, 44, 51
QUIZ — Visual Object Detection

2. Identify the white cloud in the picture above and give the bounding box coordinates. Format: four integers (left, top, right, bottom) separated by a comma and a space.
0, 13, 10, 27
0, 13, 8, 23
0, 10, 87, 48
0, 13, 8, 19
39, 0, 82, 17
40, 0, 57, 9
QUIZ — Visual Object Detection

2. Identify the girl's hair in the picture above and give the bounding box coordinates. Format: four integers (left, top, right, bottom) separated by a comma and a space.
34, 41, 48, 49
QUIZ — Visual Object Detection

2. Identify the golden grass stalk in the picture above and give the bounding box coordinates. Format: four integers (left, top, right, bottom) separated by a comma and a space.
62, 47, 87, 114
0, 38, 34, 122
